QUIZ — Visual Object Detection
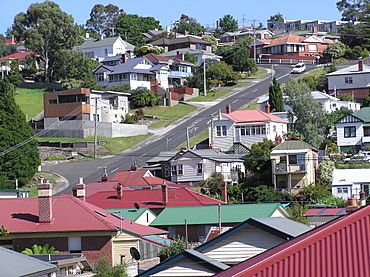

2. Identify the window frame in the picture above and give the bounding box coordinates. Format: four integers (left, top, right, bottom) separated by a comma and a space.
177, 164, 183, 175
344, 126, 356, 138
197, 163, 203, 174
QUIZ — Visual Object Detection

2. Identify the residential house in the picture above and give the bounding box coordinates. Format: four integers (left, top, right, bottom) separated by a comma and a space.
210, 105, 288, 152
74, 36, 135, 62
161, 48, 222, 67
327, 60, 370, 102
257, 91, 360, 115
253, 34, 332, 62
146, 148, 245, 185
220, 28, 274, 44
0, 182, 170, 268
42, 88, 147, 138
139, 217, 310, 277
0, 51, 37, 79
270, 140, 318, 193
304, 208, 346, 227
85, 183, 224, 214
336, 107, 370, 152
149, 204, 289, 242
215, 202, 370, 277
0, 247, 57, 277
142, 29, 186, 43
108, 208, 157, 226
151, 37, 212, 54
332, 168, 370, 200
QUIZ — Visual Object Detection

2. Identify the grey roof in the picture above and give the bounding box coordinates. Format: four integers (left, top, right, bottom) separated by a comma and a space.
0, 247, 57, 277
146, 151, 177, 163
101, 55, 122, 63
152, 36, 212, 46
96, 57, 154, 75
332, 168, 370, 186
326, 63, 370, 76
184, 249, 229, 270
76, 36, 135, 50
187, 149, 244, 162
251, 217, 311, 238
272, 140, 317, 152
150, 64, 168, 71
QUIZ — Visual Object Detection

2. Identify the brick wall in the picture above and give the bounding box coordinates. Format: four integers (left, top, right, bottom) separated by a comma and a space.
13, 237, 68, 252
332, 88, 370, 102
82, 236, 113, 267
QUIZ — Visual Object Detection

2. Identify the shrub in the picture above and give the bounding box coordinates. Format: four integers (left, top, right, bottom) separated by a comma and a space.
130, 88, 158, 108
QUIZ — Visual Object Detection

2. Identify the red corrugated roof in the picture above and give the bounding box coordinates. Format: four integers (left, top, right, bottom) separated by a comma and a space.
0, 51, 36, 61
0, 196, 166, 236
265, 34, 305, 47
216, 205, 370, 277
304, 208, 347, 217
223, 110, 287, 124
86, 187, 224, 209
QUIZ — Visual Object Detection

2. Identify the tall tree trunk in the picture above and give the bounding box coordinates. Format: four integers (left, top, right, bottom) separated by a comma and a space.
44, 50, 49, 83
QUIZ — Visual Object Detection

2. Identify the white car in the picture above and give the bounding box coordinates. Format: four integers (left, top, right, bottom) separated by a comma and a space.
291, 63, 306, 74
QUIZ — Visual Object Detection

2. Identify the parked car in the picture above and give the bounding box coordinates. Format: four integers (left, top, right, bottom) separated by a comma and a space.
343, 154, 370, 163
291, 63, 306, 74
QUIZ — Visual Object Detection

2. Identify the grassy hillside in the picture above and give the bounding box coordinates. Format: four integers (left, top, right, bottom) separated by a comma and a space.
14, 88, 46, 120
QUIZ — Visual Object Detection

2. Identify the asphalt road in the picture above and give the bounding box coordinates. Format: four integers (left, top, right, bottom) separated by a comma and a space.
45, 64, 309, 194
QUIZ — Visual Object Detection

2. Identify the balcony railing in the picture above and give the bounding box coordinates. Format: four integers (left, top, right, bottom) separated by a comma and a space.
168, 71, 193, 78
275, 164, 306, 174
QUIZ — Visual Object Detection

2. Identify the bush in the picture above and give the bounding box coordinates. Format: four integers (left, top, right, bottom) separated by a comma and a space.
130, 88, 158, 108
206, 62, 239, 85
158, 236, 186, 262
287, 203, 309, 224
95, 258, 128, 277
108, 84, 131, 93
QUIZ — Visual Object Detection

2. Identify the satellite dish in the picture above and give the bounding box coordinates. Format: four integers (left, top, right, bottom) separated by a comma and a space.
134, 202, 140, 210
130, 247, 141, 261
200, 188, 207, 195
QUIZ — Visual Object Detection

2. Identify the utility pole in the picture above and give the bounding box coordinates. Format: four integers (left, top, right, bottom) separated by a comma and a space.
186, 127, 190, 149
93, 97, 98, 159
253, 19, 257, 62
203, 59, 207, 96
241, 15, 246, 28
185, 219, 188, 249
271, 64, 274, 83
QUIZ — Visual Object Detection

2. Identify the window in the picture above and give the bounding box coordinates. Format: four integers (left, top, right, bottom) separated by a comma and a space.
344, 126, 356, 138
289, 155, 297, 165
178, 164, 183, 175
216, 126, 227, 137
197, 163, 203, 174
337, 188, 342, 193
164, 166, 170, 177
48, 99, 57, 104
171, 165, 177, 176
344, 77, 353, 84
131, 73, 138, 80
364, 127, 370, 137
343, 188, 348, 194
68, 237, 81, 253
308, 44, 317, 52
273, 125, 277, 132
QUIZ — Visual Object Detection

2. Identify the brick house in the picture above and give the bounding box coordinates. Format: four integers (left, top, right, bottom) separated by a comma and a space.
0, 182, 168, 267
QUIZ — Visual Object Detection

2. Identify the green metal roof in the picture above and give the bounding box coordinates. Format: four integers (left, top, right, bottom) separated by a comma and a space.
107, 208, 153, 221
353, 107, 370, 123
150, 203, 285, 226
272, 140, 316, 151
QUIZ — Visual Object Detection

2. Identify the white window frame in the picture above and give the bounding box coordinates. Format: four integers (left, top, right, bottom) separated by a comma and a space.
131, 73, 138, 81
171, 165, 177, 176
216, 126, 227, 137
177, 164, 183, 175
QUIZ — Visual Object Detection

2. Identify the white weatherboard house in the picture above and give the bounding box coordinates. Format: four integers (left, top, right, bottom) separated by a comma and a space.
332, 169, 370, 200
74, 36, 135, 62
210, 106, 288, 152
336, 107, 370, 152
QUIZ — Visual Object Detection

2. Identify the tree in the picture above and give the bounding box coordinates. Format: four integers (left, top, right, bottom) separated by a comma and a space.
363, 94, 370, 107
95, 258, 128, 277
268, 77, 284, 112
268, 13, 284, 22
317, 158, 335, 187
134, 44, 164, 57
11, 1, 80, 82
217, 37, 253, 68
0, 225, 8, 237
86, 4, 124, 37
200, 172, 224, 196
232, 48, 257, 74
244, 139, 275, 181
130, 88, 158, 108
300, 184, 345, 207
203, 35, 218, 52
173, 14, 206, 36
244, 185, 293, 203
324, 107, 352, 130
0, 35, 17, 57
0, 81, 40, 186
287, 203, 309, 224
115, 14, 161, 46
51, 49, 99, 88
206, 62, 239, 85
22, 244, 58, 255
184, 52, 197, 65
323, 42, 346, 62
218, 14, 238, 34
6, 61, 23, 87
158, 236, 187, 262
283, 79, 326, 148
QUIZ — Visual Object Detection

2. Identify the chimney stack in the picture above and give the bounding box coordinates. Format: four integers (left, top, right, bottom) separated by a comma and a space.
38, 181, 53, 223
116, 183, 123, 199
220, 182, 228, 203
225, 104, 231, 114
101, 167, 108, 182
346, 195, 359, 213
130, 162, 138, 171
265, 102, 270, 114
74, 177, 86, 201
121, 54, 128, 63
359, 190, 366, 207
162, 184, 168, 205
358, 59, 363, 72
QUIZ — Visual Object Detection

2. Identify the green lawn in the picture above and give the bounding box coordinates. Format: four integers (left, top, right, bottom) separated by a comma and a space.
24, 172, 60, 197
176, 128, 209, 150
247, 67, 268, 79
144, 104, 198, 129
239, 98, 259, 110
101, 134, 152, 154
37, 137, 93, 142
14, 88, 46, 121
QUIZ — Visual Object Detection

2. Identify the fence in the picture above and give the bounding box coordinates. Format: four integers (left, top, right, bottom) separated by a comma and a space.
38, 140, 105, 148
257, 58, 318, 65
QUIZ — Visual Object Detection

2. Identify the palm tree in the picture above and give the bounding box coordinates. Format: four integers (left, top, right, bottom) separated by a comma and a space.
22, 244, 58, 255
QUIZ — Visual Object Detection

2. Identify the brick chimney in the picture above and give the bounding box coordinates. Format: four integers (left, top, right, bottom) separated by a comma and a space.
358, 59, 363, 72
162, 184, 168, 205
225, 104, 231, 114
311, 26, 318, 34
265, 102, 270, 114
345, 195, 359, 213
38, 181, 53, 223
130, 162, 138, 171
220, 182, 228, 203
74, 177, 86, 201
116, 183, 123, 199
121, 54, 128, 63
101, 167, 108, 182
359, 190, 366, 207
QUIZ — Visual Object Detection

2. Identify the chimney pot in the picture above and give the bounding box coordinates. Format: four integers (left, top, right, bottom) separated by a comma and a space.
162, 184, 168, 205
101, 167, 108, 182
225, 104, 231, 114
130, 163, 138, 171
358, 59, 363, 72
38, 182, 53, 223
265, 102, 270, 114
121, 54, 128, 63
74, 178, 86, 201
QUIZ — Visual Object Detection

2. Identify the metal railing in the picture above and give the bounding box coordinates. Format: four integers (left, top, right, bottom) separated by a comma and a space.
275, 164, 306, 173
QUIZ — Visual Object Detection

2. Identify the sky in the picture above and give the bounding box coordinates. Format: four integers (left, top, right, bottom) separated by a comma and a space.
1, 0, 342, 34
